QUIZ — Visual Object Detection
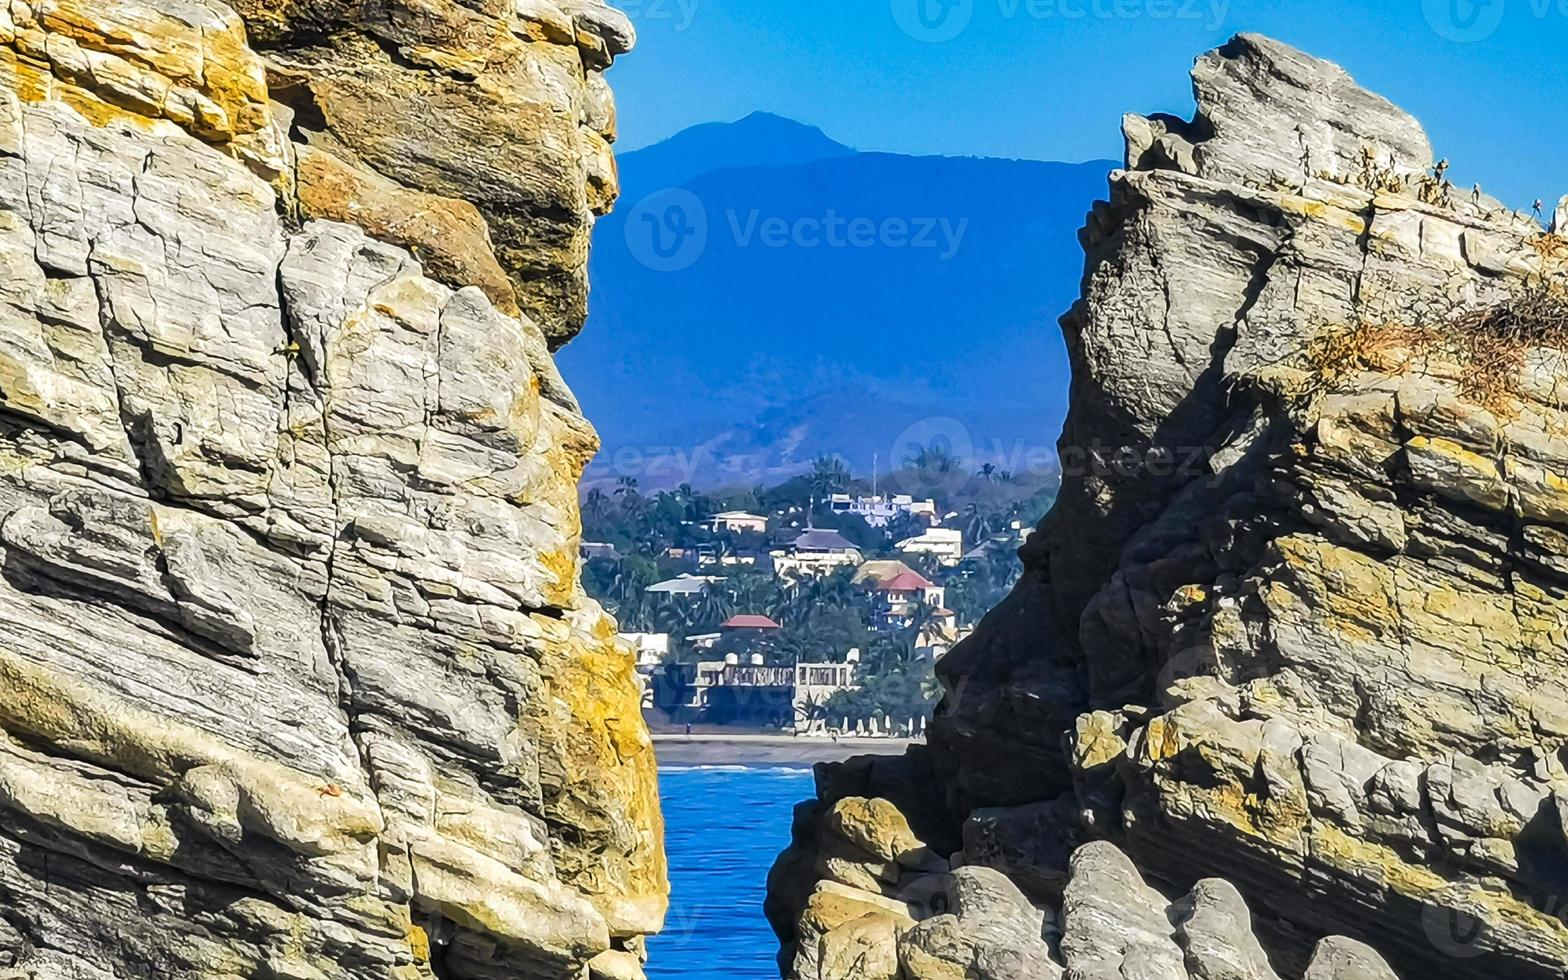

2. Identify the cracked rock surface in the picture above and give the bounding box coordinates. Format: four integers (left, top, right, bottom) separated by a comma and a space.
771, 34, 1568, 980
0, 1, 664, 978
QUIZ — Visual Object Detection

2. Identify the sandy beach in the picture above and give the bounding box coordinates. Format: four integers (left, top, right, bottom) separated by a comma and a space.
651, 733, 917, 767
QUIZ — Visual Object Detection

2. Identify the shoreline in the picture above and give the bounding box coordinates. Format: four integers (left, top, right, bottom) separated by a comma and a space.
651, 733, 918, 768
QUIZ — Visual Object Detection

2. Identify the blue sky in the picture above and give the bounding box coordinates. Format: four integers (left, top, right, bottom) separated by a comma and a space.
609, 0, 1565, 210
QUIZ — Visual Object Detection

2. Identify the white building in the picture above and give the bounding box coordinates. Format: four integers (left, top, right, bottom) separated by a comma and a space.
793, 662, 859, 732
580, 541, 622, 562
705, 511, 770, 534
894, 527, 965, 565
617, 632, 669, 667
644, 573, 723, 599
771, 528, 863, 578
827, 494, 937, 528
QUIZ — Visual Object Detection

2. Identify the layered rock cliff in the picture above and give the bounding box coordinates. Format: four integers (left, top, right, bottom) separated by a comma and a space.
0, 2, 664, 979
770, 34, 1568, 980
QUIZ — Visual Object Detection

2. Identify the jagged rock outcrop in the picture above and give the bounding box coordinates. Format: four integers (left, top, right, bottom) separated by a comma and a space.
771, 34, 1568, 980
0, 1, 663, 978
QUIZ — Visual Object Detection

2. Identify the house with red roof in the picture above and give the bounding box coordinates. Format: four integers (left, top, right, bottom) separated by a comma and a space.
720, 614, 782, 632
851, 560, 948, 630
876, 569, 944, 608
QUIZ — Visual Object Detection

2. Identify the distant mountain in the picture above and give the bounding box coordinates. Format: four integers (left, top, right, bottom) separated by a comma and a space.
615, 112, 855, 200
558, 114, 1115, 489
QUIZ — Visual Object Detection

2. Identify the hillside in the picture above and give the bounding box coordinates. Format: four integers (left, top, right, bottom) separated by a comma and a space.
559, 114, 1114, 489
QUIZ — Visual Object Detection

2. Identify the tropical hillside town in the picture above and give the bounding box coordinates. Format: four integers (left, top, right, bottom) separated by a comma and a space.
578, 454, 1057, 736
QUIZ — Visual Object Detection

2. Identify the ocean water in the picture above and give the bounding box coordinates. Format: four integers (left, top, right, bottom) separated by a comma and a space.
648, 766, 814, 980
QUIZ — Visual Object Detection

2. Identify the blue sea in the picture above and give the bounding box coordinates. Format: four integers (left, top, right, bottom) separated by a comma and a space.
648, 766, 814, 979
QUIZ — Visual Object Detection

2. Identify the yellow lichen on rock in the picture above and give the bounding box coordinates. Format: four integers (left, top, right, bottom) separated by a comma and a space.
3, 0, 286, 175
541, 603, 668, 939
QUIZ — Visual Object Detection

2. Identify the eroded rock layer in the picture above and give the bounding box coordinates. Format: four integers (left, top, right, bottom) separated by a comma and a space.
0, 2, 663, 978
771, 34, 1568, 980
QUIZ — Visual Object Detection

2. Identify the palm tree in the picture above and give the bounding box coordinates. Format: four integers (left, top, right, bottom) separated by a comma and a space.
810, 455, 852, 500
903, 602, 942, 652
651, 598, 691, 635
964, 504, 995, 546
692, 586, 734, 631
583, 488, 611, 528
905, 444, 956, 474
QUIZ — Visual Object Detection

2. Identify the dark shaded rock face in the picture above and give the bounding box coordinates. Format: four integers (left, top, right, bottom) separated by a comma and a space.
770, 33, 1568, 980
0, 2, 664, 978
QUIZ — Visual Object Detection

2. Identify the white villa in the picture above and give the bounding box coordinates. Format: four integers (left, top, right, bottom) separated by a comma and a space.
894, 527, 965, 565
705, 511, 770, 534
644, 573, 723, 598
827, 493, 937, 528
771, 528, 863, 578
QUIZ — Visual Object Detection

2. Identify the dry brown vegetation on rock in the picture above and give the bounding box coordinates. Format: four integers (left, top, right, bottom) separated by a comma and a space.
1307, 285, 1568, 411
1446, 285, 1568, 404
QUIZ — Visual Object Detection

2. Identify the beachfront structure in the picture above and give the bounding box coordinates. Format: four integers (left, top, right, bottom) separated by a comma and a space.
686, 655, 796, 726
646, 655, 860, 730
894, 527, 965, 565
793, 662, 860, 733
